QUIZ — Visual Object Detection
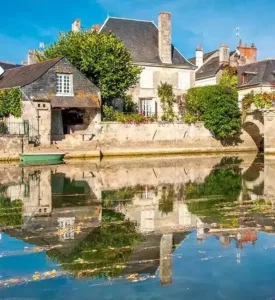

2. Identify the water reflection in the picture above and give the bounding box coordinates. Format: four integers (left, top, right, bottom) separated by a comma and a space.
2, 153, 275, 299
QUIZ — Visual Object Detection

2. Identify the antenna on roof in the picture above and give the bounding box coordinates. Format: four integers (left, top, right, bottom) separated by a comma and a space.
236, 27, 240, 45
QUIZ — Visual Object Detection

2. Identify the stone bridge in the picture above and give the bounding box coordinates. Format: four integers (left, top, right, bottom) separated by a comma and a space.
243, 109, 275, 153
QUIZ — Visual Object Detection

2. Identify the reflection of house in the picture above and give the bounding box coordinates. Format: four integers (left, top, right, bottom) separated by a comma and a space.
115, 185, 201, 233
189, 41, 257, 87
0, 57, 101, 145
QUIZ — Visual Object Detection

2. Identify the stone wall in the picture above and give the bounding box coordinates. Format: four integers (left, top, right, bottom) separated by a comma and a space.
88, 122, 258, 154
0, 136, 29, 160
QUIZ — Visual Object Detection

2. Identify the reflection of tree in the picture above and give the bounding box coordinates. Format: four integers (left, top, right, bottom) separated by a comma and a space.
159, 186, 175, 215
186, 158, 242, 227
47, 209, 141, 279
102, 187, 136, 207
0, 198, 23, 227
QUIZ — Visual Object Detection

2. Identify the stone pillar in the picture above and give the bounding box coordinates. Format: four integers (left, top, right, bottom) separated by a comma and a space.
158, 12, 172, 64
159, 234, 173, 285
264, 109, 275, 153
36, 102, 52, 146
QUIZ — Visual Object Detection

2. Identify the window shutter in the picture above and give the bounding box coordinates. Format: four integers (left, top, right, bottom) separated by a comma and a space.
178, 72, 191, 90
140, 70, 153, 88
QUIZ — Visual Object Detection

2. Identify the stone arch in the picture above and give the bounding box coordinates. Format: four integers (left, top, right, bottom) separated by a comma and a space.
243, 111, 264, 152
243, 121, 264, 151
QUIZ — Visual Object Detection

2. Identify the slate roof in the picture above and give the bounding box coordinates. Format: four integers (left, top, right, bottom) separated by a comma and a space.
100, 17, 195, 68
191, 50, 236, 80
188, 50, 217, 65
0, 61, 21, 71
238, 59, 275, 88
0, 57, 62, 89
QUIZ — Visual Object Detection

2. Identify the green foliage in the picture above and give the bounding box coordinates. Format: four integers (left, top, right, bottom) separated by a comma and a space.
0, 88, 22, 118
253, 93, 274, 109
185, 85, 241, 140
242, 91, 255, 111
219, 66, 238, 89
0, 197, 23, 227
186, 158, 242, 228
102, 105, 155, 124
39, 30, 141, 103
159, 186, 174, 215
157, 82, 176, 121
242, 91, 275, 113
123, 95, 138, 113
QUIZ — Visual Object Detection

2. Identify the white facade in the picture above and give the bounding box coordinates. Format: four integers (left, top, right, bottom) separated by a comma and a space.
129, 64, 195, 118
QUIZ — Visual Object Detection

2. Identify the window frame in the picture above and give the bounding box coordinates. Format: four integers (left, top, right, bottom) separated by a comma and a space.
56, 73, 74, 97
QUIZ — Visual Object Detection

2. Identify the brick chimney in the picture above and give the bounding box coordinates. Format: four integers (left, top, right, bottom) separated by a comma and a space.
237, 39, 257, 63
28, 50, 38, 65
158, 12, 172, 64
72, 19, 81, 32
219, 44, 230, 64
196, 45, 203, 68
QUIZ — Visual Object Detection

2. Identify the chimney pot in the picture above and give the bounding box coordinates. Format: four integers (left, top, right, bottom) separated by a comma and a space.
28, 50, 38, 65
72, 19, 81, 32
158, 12, 172, 64
196, 45, 203, 68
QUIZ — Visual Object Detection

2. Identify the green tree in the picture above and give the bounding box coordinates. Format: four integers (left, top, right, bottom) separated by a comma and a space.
38, 30, 141, 103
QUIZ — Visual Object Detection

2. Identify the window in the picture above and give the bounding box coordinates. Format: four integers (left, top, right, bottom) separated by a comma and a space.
242, 73, 248, 84
178, 72, 191, 90
57, 74, 73, 96
140, 98, 156, 117
140, 69, 153, 89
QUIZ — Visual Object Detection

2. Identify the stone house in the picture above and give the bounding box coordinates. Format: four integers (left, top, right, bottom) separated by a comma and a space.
238, 59, 275, 100
94, 12, 196, 118
189, 40, 258, 87
0, 57, 101, 145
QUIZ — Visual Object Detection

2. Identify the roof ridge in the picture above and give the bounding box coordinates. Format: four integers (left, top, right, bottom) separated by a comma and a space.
0, 61, 18, 65
107, 16, 155, 23
6, 57, 62, 72
240, 58, 275, 67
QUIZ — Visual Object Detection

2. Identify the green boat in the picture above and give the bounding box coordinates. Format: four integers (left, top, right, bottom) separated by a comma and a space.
19, 153, 65, 166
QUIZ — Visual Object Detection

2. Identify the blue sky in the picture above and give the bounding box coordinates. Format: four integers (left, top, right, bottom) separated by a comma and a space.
0, 0, 273, 63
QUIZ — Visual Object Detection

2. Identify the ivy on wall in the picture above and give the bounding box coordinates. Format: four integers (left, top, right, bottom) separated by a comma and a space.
0, 88, 22, 118
157, 82, 176, 122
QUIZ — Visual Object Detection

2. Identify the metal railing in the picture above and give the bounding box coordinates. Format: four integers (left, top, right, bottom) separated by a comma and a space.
0, 122, 27, 135
0, 121, 40, 144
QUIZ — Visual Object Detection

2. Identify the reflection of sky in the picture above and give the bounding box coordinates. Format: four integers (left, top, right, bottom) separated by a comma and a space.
2, 232, 275, 300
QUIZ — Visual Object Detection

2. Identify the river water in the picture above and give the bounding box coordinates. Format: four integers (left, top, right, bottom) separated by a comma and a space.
1, 153, 275, 299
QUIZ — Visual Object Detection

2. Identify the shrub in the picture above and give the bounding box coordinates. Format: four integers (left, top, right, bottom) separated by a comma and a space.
184, 83, 241, 140
102, 105, 155, 124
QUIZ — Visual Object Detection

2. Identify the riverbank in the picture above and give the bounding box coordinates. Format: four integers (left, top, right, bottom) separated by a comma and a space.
0, 146, 259, 162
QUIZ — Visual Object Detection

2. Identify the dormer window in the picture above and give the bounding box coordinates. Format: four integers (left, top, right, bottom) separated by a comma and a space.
57, 74, 73, 96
